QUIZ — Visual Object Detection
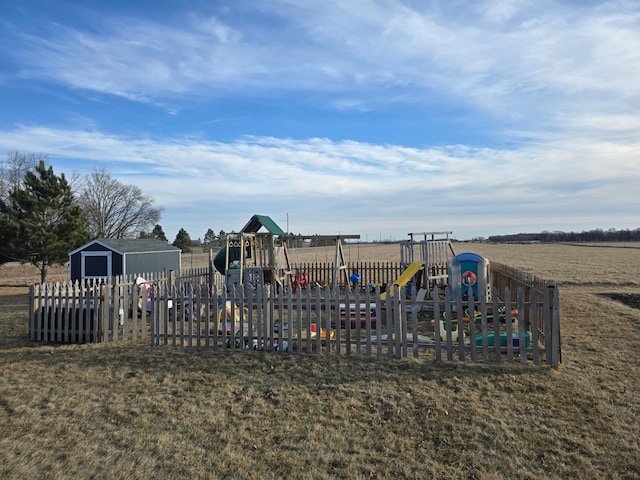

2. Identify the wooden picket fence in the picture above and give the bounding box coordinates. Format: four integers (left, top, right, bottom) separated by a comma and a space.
29, 279, 561, 366
291, 261, 402, 288
28, 267, 219, 344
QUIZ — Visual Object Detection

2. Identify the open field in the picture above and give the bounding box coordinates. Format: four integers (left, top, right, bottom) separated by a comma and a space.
1, 243, 639, 478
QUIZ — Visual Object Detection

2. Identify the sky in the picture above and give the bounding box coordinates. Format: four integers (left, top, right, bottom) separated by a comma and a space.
1, 0, 639, 242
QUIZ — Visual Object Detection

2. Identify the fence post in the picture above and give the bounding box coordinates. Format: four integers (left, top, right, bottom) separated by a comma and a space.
468, 288, 477, 362
393, 285, 402, 358
29, 285, 36, 341
492, 288, 501, 363
456, 286, 464, 361
113, 277, 121, 342
551, 286, 561, 368
433, 287, 441, 362
505, 287, 513, 363
101, 283, 110, 341
518, 287, 527, 365
543, 286, 552, 366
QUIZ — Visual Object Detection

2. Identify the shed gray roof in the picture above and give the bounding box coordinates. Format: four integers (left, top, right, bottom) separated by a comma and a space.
69, 238, 180, 256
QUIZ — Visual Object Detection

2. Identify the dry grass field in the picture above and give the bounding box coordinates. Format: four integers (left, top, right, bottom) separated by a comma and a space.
1, 242, 639, 479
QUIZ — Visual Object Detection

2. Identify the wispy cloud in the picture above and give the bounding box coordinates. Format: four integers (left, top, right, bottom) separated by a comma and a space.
11, 1, 640, 121
0, 124, 637, 238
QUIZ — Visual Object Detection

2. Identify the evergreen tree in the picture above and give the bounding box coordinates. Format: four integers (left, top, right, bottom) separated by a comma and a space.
172, 228, 192, 253
0, 161, 89, 283
140, 224, 168, 242
203, 228, 216, 245
151, 224, 168, 242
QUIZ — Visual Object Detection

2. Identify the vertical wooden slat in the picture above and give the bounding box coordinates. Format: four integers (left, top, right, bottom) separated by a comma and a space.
468, 289, 477, 363
505, 287, 513, 362
39, 284, 47, 341
187, 284, 194, 348
71, 283, 79, 343
375, 286, 382, 359
54, 283, 62, 342
268, 285, 276, 351
400, 287, 407, 359
384, 286, 393, 358
286, 285, 293, 352
551, 287, 561, 368
365, 287, 373, 358
91, 284, 99, 342
443, 286, 453, 361
277, 286, 285, 352
334, 287, 341, 356
455, 287, 464, 361
213, 285, 221, 348
179, 285, 186, 347
492, 288, 501, 363
78, 282, 85, 343
518, 287, 527, 364
344, 288, 351, 355
101, 284, 110, 342
29, 285, 35, 341
314, 286, 322, 353
479, 285, 488, 363
139, 282, 147, 341
204, 285, 211, 348
115, 279, 122, 342
433, 287, 441, 362
323, 285, 332, 354
131, 282, 138, 341
63, 284, 70, 344
122, 277, 129, 340
530, 287, 539, 365
354, 287, 361, 356
305, 287, 312, 354
149, 284, 156, 346
392, 287, 401, 358
543, 287, 551, 366
171, 285, 178, 347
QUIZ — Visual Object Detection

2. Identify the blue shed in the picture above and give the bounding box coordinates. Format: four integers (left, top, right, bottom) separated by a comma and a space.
68, 238, 181, 282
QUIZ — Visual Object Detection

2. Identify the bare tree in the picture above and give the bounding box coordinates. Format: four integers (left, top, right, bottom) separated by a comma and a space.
77, 167, 163, 239
0, 151, 47, 202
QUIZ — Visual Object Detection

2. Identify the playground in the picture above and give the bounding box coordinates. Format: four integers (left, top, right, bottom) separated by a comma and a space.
27, 216, 559, 367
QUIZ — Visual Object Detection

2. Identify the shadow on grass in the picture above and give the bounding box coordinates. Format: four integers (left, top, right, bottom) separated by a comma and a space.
1, 337, 554, 388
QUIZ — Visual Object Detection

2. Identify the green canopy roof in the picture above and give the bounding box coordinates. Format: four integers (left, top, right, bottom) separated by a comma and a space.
240, 215, 285, 235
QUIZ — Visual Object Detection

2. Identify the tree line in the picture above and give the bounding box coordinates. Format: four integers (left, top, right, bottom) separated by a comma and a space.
485, 228, 640, 243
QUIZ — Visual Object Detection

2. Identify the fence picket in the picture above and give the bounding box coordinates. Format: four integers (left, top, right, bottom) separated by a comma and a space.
433, 287, 441, 361
63, 284, 70, 344
530, 286, 539, 364
518, 288, 527, 364
468, 289, 477, 363
492, 288, 501, 363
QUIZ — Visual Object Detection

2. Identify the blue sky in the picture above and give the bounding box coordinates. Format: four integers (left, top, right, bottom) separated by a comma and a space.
1, 0, 638, 241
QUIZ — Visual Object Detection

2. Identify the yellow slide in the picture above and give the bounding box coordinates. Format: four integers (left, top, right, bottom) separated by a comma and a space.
380, 262, 424, 300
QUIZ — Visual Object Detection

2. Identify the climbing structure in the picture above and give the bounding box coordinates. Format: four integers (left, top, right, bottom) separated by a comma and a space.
400, 231, 456, 291
213, 215, 292, 290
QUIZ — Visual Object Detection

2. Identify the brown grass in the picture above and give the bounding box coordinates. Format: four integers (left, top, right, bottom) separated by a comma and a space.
1, 243, 639, 479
